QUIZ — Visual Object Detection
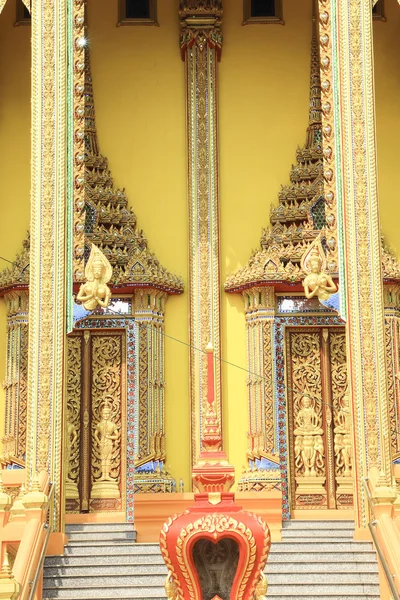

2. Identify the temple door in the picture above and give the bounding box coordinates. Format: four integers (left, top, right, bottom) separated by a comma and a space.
285, 327, 354, 511
65, 329, 126, 514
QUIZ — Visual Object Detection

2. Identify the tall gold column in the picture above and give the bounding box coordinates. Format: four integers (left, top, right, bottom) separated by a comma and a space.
319, 0, 395, 527
179, 1, 223, 465
26, 0, 68, 529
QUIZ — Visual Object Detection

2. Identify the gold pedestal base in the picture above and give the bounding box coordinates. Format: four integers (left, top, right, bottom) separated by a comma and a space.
336, 476, 354, 508
91, 480, 120, 499
295, 476, 327, 508
65, 481, 79, 500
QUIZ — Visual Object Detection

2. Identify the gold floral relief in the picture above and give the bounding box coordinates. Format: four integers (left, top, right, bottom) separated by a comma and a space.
66, 336, 81, 487
330, 332, 351, 478
138, 324, 149, 461
290, 332, 325, 479
17, 324, 28, 460
91, 335, 122, 487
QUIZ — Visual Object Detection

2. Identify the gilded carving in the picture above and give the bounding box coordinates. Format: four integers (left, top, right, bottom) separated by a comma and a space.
294, 395, 325, 478
301, 242, 337, 303
240, 287, 276, 484
176, 514, 257, 600
76, 244, 112, 311
65, 336, 81, 500
72, 0, 86, 282
254, 573, 268, 600
91, 335, 122, 500
180, 1, 222, 464
165, 571, 180, 600
1, 291, 29, 465
333, 393, 352, 477
325, 0, 394, 525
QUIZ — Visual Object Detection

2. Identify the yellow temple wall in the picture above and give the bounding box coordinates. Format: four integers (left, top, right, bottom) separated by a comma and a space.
0, 0, 399, 485
373, 4, 400, 257
0, 1, 31, 450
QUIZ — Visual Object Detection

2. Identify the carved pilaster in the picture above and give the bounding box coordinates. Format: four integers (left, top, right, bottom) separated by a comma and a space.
179, 0, 223, 467
320, 0, 394, 526
26, 0, 68, 529
133, 290, 169, 477
238, 287, 280, 492
1, 292, 29, 465
383, 284, 400, 460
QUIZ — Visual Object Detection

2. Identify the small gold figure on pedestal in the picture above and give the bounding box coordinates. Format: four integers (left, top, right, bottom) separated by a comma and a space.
76, 243, 112, 311
294, 396, 324, 477
301, 238, 337, 306
334, 393, 352, 477
302, 249, 337, 302
91, 404, 120, 499
254, 572, 268, 600
165, 572, 179, 600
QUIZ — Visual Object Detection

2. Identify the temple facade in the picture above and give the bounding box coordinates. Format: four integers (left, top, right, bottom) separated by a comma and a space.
0, 1, 400, 599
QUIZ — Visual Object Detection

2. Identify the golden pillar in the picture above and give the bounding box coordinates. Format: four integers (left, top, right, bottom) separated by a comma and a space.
179, 1, 223, 465
26, 0, 68, 529
319, 0, 395, 527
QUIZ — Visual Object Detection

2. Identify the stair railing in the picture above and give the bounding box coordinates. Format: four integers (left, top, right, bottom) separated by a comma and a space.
27, 481, 55, 600
363, 477, 400, 600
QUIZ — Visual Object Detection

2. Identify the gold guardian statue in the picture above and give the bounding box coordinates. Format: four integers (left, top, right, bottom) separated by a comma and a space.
76, 243, 112, 311
301, 237, 338, 308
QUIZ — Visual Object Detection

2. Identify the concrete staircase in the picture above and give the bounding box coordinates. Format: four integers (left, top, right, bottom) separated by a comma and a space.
42, 521, 381, 599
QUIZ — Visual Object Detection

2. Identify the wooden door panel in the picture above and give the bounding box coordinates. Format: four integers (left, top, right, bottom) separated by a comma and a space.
286, 327, 353, 510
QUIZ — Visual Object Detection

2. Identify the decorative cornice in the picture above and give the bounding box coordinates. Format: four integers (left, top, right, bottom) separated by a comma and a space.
179, 0, 223, 61
0, 233, 30, 293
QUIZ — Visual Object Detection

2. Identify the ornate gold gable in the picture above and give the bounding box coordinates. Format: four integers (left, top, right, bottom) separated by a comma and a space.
0, 51, 182, 298
0, 233, 30, 293
82, 49, 183, 294
225, 29, 400, 294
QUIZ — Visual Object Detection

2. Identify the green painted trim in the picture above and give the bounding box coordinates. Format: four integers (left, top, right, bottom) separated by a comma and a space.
66, 0, 74, 333
331, 1, 347, 321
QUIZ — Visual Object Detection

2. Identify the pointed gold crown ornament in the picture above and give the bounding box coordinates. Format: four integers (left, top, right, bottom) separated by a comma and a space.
76, 243, 112, 311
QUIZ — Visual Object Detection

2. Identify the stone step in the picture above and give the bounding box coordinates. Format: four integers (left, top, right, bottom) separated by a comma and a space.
267, 595, 380, 600
267, 572, 379, 584
282, 520, 354, 530
43, 574, 166, 589
44, 564, 168, 577
44, 558, 379, 577
282, 528, 354, 538
45, 554, 166, 567
43, 572, 379, 589
270, 541, 374, 552
46, 550, 377, 569
42, 586, 166, 599
66, 530, 136, 542
266, 562, 379, 574
268, 551, 377, 563
266, 583, 380, 595
65, 523, 135, 533
42, 583, 381, 599
62, 542, 160, 556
